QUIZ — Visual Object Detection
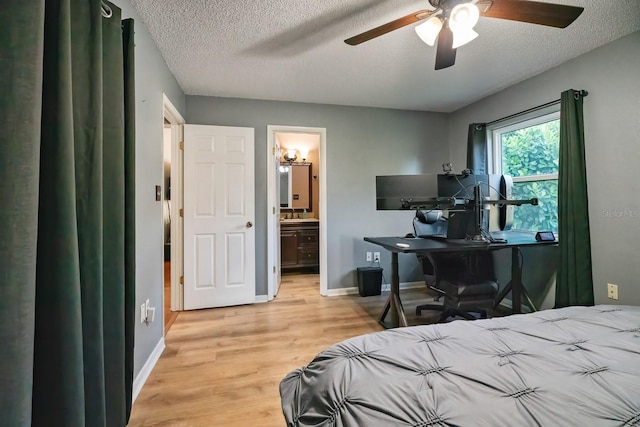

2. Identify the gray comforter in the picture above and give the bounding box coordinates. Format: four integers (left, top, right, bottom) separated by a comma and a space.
280, 305, 640, 426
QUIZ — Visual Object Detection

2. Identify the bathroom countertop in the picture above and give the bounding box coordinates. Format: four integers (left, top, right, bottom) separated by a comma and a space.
280, 218, 319, 223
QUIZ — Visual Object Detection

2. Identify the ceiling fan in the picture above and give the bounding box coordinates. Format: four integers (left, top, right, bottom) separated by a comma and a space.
344, 0, 584, 70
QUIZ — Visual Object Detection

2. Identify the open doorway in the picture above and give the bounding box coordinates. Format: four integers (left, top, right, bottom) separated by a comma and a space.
162, 94, 185, 334
162, 122, 177, 331
267, 126, 327, 300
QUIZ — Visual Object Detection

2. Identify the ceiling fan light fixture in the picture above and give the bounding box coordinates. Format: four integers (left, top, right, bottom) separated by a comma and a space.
415, 16, 443, 46
449, 3, 480, 31
452, 27, 479, 49
345, 0, 585, 71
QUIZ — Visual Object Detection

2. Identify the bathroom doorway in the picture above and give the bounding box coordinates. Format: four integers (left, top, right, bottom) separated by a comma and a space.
266, 126, 327, 299
162, 94, 185, 333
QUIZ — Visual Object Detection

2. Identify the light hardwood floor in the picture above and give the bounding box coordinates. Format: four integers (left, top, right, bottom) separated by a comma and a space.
128, 273, 445, 426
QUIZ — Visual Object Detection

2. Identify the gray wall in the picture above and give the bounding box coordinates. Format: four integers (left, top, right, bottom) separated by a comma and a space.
448, 31, 640, 306
113, 0, 186, 377
186, 97, 450, 294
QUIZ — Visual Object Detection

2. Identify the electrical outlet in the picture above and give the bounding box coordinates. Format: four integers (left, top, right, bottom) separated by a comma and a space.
607, 283, 618, 300
373, 252, 381, 262
140, 303, 146, 323
366, 252, 372, 262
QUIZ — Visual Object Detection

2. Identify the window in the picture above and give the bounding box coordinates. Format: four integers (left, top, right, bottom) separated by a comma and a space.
489, 110, 560, 232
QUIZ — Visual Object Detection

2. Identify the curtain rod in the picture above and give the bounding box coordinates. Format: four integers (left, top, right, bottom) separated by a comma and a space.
101, 1, 113, 18
485, 89, 588, 127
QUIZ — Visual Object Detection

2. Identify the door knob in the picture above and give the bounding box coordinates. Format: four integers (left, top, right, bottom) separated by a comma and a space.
246, 221, 253, 228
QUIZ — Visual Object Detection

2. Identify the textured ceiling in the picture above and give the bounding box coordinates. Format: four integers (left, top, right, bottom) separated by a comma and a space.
130, 0, 640, 112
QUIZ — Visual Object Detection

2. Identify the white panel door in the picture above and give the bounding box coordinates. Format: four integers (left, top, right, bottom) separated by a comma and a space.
183, 125, 255, 310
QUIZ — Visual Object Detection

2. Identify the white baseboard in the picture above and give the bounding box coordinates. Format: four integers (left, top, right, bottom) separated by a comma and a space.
132, 337, 165, 404
326, 281, 426, 297
326, 287, 360, 297
381, 281, 425, 292
255, 294, 269, 303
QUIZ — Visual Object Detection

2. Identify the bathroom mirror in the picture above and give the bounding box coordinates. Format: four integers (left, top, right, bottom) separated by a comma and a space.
280, 163, 311, 210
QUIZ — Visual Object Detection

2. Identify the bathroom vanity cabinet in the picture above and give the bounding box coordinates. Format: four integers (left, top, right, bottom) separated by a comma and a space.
280, 220, 319, 271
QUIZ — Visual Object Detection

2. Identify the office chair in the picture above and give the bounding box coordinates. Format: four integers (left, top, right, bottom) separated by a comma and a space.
413, 210, 499, 323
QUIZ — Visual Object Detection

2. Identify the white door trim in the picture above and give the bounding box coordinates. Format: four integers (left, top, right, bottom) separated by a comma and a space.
163, 94, 185, 312
266, 125, 328, 298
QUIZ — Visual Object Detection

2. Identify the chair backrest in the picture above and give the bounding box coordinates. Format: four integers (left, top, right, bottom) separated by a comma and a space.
413, 209, 496, 283
432, 251, 496, 282
413, 209, 447, 238
465, 251, 496, 280
413, 210, 448, 280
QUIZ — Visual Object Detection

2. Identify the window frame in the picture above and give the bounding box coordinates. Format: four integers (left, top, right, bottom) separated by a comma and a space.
487, 108, 560, 232
488, 110, 560, 181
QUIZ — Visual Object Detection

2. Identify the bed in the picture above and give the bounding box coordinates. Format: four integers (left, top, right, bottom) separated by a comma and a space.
280, 305, 640, 426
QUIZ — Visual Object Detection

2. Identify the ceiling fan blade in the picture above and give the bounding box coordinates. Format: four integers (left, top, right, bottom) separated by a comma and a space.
345, 9, 435, 45
434, 25, 456, 70
481, 0, 584, 28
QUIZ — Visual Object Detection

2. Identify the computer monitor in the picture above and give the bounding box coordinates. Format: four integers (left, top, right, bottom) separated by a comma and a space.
437, 173, 489, 201
375, 174, 439, 210
437, 173, 507, 237
375, 173, 514, 234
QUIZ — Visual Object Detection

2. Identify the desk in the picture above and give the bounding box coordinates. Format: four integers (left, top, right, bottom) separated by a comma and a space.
364, 231, 557, 328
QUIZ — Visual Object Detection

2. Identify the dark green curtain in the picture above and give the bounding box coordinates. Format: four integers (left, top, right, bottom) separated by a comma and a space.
467, 123, 487, 174
0, 1, 135, 426
122, 18, 137, 422
555, 89, 593, 307
0, 1, 45, 425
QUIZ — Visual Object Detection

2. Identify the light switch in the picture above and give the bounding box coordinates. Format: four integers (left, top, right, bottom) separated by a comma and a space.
155, 185, 162, 201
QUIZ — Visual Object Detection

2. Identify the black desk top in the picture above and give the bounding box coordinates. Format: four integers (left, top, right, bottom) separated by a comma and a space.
364, 230, 557, 254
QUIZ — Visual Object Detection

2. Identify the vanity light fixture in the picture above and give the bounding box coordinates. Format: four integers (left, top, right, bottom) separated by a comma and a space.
299, 148, 309, 163
283, 149, 297, 164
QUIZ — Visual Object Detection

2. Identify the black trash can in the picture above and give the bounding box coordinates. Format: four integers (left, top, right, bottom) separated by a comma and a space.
357, 267, 383, 297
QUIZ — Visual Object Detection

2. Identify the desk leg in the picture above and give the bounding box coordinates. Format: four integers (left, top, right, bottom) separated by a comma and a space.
494, 246, 537, 314
522, 291, 537, 313
493, 280, 538, 313
511, 247, 521, 314
378, 252, 407, 328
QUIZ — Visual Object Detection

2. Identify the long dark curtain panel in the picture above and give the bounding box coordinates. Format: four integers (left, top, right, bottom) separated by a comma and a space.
555, 89, 593, 307
0, 1, 135, 426
0, 1, 45, 425
122, 18, 137, 422
467, 123, 487, 174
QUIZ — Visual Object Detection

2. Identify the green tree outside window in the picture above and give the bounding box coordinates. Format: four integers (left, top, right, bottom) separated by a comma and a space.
498, 119, 559, 232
